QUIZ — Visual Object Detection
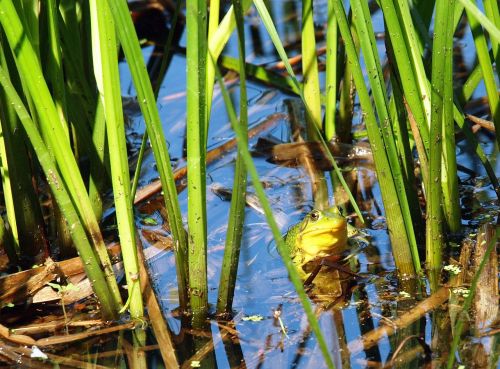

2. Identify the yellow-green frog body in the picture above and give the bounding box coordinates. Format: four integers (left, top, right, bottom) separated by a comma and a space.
284, 208, 348, 270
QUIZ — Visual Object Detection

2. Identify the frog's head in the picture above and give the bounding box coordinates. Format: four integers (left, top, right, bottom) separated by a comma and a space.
294, 208, 348, 264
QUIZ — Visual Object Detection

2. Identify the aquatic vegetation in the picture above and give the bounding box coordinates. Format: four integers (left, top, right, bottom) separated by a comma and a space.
0, 0, 497, 368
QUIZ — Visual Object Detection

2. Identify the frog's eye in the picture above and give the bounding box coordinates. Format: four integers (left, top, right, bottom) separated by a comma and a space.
310, 210, 320, 222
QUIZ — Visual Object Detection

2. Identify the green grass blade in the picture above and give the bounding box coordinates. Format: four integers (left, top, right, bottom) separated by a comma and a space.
483, 0, 500, 82
106, 0, 189, 311
427, 0, 455, 284
441, 0, 461, 233
44, 0, 70, 140
325, 5, 337, 140
216, 0, 248, 315
91, 0, 143, 320
458, 0, 500, 43
301, 0, 321, 130
186, 0, 209, 325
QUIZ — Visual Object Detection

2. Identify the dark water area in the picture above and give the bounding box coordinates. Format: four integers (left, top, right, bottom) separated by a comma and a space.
114, 1, 500, 368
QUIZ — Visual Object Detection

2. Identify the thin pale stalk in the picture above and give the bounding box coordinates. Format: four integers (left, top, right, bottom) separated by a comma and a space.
91, 0, 143, 322
106, 0, 189, 311
216, 0, 247, 315
205, 0, 220, 136
0, 65, 118, 320
301, 0, 328, 208
211, 56, 336, 369
206, 0, 253, 125
0, 119, 18, 261
186, 0, 208, 325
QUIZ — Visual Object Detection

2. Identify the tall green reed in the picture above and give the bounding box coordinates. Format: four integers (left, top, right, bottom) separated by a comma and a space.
216, 0, 248, 316
90, 0, 143, 321
186, 0, 209, 325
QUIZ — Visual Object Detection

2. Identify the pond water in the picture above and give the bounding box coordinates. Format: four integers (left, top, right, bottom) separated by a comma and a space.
115, 1, 500, 368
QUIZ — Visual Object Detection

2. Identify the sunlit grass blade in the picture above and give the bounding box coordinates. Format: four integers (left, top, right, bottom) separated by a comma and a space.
186, 0, 209, 325
106, 0, 189, 311
0, 64, 119, 319
324, 5, 337, 141
216, 0, 247, 315
91, 0, 143, 322
0, 114, 19, 261
205, 0, 220, 129
301, 0, 321, 131
457, 0, 500, 43
208, 0, 253, 62
211, 54, 336, 369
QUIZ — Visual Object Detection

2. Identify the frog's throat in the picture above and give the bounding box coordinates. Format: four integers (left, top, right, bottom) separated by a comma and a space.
296, 225, 348, 255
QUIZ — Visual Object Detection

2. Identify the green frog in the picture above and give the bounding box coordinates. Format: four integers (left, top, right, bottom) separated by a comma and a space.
284, 207, 350, 276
